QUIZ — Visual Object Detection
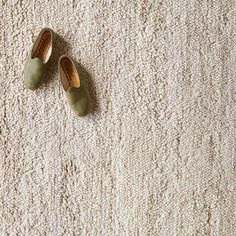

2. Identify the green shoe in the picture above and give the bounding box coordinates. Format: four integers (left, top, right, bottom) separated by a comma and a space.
58, 55, 89, 117
24, 27, 54, 90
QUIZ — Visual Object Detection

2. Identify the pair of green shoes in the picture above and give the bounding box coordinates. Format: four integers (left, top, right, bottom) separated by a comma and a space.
24, 28, 89, 117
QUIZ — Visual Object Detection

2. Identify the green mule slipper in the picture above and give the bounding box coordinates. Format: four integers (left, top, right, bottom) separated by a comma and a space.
24, 27, 54, 90
58, 55, 89, 117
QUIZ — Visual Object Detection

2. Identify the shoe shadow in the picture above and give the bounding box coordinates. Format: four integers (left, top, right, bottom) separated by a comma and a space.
77, 63, 99, 115
43, 34, 71, 86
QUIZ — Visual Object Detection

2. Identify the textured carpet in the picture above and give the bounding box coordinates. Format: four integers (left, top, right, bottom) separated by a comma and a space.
1, 0, 236, 235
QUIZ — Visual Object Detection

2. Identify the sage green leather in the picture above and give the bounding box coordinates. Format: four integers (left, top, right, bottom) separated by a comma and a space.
24, 55, 46, 90
59, 55, 90, 117
66, 81, 89, 117
23, 27, 53, 90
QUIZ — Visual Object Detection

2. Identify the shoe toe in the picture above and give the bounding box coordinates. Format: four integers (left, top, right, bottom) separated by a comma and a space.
24, 57, 45, 90
66, 87, 89, 117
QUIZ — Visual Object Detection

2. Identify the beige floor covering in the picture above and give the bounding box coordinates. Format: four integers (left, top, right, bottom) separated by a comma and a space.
1, 0, 236, 235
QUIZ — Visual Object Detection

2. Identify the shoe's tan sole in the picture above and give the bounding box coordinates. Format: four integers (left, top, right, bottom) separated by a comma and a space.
59, 56, 80, 90
32, 29, 52, 64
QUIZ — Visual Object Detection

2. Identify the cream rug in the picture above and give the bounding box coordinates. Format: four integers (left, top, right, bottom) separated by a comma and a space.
1, 0, 236, 235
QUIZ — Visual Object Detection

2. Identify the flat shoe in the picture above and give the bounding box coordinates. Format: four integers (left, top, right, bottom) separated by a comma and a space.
24, 27, 54, 90
58, 55, 89, 117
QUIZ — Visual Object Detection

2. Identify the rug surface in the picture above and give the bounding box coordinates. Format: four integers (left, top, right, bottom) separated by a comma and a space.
1, 0, 236, 235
